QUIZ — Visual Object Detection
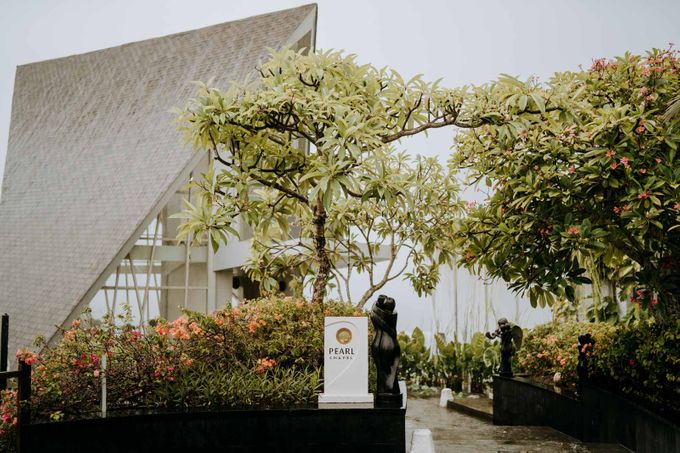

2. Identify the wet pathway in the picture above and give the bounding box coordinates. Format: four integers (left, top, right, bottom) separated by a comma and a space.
405, 396, 631, 453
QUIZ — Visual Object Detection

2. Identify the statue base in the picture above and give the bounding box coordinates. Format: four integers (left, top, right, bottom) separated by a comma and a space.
375, 393, 403, 408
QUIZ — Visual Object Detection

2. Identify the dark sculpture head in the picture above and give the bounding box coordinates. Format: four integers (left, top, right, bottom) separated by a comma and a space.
578, 333, 595, 346
498, 317, 511, 332
377, 294, 396, 312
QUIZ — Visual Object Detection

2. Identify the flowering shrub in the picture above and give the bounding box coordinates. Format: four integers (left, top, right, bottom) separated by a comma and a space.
518, 322, 616, 385
594, 319, 680, 420
0, 389, 17, 452
455, 46, 680, 315
519, 320, 680, 419
19, 296, 362, 423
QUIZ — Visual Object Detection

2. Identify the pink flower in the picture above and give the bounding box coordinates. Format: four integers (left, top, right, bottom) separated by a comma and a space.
610, 161, 618, 170
567, 226, 580, 235
650, 298, 658, 307
464, 201, 477, 212
639, 87, 650, 95
568, 165, 576, 174
606, 149, 616, 158
559, 359, 567, 366
629, 359, 636, 366
93, 370, 100, 378
71, 319, 81, 328
613, 206, 620, 214
15, 349, 39, 366
620, 157, 630, 168
639, 192, 649, 200
591, 58, 607, 71
636, 126, 645, 134
639, 168, 647, 174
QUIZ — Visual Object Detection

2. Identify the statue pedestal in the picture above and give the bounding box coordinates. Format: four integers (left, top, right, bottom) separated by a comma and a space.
375, 393, 403, 408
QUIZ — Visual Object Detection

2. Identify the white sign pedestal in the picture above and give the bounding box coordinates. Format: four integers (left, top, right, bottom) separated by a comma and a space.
318, 316, 374, 408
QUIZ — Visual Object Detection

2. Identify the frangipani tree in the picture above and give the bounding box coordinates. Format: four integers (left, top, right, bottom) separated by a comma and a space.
453, 47, 680, 317
175, 49, 481, 305
240, 151, 460, 308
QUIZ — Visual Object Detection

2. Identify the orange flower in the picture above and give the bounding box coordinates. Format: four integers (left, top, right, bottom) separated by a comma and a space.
254, 358, 277, 373
154, 324, 169, 336
188, 322, 204, 336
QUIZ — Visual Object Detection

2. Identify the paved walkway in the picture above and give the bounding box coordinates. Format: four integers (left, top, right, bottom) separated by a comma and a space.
405, 396, 631, 453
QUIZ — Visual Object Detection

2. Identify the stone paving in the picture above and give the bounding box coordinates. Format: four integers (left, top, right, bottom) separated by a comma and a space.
405, 396, 631, 453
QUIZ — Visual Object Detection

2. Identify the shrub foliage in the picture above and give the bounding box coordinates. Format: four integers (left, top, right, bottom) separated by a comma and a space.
10, 297, 362, 427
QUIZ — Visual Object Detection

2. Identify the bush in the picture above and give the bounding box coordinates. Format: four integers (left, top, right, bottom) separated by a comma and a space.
518, 322, 617, 386
0, 389, 17, 452
594, 319, 680, 419
518, 319, 680, 419
398, 328, 499, 394
13, 296, 364, 426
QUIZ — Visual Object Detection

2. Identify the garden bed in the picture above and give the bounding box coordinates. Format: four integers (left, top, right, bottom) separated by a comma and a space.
22, 405, 406, 453
493, 375, 680, 453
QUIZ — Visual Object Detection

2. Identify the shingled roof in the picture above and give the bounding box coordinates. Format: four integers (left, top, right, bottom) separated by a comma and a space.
0, 4, 317, 357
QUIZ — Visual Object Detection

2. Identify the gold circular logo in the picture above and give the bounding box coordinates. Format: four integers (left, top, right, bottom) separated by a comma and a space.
336, 327, 352, 345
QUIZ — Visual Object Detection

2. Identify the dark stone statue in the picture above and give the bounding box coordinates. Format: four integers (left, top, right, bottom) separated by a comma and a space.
486, 318, 523, 377
370, 295, 402, 408
577, 333, 595, 382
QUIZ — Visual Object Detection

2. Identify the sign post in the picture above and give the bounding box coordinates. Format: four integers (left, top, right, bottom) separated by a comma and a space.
318, 316, 373, 408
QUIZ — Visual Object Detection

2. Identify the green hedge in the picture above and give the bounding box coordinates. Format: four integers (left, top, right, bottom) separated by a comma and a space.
518, 319, 680, 419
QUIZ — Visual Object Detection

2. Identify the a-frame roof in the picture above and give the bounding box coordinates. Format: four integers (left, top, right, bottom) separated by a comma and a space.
0, 4, 317, 356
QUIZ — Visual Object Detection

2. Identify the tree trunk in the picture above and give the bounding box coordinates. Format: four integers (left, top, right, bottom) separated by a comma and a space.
311, 202, 330, 305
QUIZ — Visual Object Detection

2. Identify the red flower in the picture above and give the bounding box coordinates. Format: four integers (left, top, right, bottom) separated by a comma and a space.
613, 207, 620, 214
591, 58, 607, 71
629, 359, 636, 366
567, 226, 580, 235
639, 192, 649, 200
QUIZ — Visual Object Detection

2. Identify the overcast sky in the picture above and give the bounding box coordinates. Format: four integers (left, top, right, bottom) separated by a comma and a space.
1, 0, 679, 186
